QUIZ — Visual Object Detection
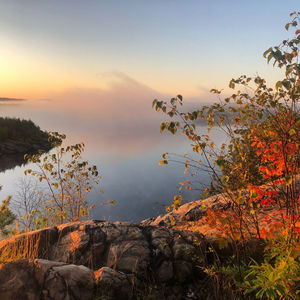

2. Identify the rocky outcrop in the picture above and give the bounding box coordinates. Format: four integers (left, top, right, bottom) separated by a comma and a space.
95, 267, 134, 300
0, 220, 202, 278
1, 185, 278, 300
142, 190, 289, 240
0, 259, 95, 300
0, 220, 209, 299
1, 179, 296, 298
141, 194, 230, 237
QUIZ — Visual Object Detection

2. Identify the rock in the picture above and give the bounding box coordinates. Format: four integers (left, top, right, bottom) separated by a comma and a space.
94, 267, 134, 300
0, 220, 198, 283
147, 194, 229, 229
174, 260, 193, 283
0, 226, 58, 262
0, 259, 40, 300
157, 260, 173, 282
0, 259, 95, 300
44, 263, 95, 300
106, 240, 150, 276
172, 242, 195, 260
0, 216, 240, 299
1, 185, 292, 299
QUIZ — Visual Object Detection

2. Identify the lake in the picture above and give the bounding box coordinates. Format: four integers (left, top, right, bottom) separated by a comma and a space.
0, 86, 225, 222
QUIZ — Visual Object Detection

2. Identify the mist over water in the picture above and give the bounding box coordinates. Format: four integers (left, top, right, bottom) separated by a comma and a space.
0, 79, 224, 222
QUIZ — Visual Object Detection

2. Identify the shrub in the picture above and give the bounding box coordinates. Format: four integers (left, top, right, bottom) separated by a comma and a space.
153, 12, 300, 299
0, 195, 16, 238
24, 132, 101, 227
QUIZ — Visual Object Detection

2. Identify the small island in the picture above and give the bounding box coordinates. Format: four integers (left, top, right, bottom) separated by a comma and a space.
0, 117, 52, 162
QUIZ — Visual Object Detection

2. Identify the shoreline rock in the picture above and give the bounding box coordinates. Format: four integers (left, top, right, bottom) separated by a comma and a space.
1, 188, 279, 299
0, 137, 52, 157
0, 220, 209, 299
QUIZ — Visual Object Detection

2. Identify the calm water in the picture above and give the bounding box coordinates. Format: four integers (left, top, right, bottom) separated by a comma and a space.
0, 89, 225, 222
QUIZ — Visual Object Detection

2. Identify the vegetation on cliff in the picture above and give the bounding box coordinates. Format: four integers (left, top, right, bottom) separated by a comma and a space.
19, 132, 101, 230
153, 12, 299, 299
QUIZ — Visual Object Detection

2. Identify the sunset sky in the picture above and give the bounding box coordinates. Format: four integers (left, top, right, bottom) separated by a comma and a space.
0, 1, 299, 100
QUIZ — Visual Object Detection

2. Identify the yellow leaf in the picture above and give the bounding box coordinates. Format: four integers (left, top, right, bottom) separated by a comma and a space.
159, 160, 168, 167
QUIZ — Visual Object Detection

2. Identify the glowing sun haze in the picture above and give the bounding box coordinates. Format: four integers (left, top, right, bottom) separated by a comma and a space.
0, 0, 298, 100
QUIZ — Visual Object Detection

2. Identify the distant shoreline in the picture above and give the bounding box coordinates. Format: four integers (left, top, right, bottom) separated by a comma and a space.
0, 97, 25, 102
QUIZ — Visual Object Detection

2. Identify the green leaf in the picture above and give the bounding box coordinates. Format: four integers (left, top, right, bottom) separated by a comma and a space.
263, 47, 272, 58
267, 53, 273, 63
216, 159, 225, 171
275, 284, 285, 296
250, 190, 258, 198
160, 122, 166, 133
282, 80, 291, 89
229, 80, 235, 89
177, 94, 183, 101
275, 81, 282, 90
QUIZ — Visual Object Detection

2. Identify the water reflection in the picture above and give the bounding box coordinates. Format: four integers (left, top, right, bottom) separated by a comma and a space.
0, 154, 26, 172
0, 76, 221, 222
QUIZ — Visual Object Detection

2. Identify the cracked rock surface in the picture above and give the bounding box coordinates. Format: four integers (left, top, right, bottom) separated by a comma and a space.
0, 220, 206, 299
0, 259, 94, 300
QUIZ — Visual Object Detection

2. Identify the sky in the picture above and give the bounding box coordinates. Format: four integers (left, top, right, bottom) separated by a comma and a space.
0, 0, 299, 101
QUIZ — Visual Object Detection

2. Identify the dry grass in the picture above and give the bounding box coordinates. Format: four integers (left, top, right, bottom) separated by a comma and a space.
0, 227, 55, 262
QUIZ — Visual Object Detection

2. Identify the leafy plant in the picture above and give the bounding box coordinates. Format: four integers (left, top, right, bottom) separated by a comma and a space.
153, 11, 300, 299
153, 11, 299, 243
244, 235, 300, 299
0, 195, 16, 238
24, 132, 101, 226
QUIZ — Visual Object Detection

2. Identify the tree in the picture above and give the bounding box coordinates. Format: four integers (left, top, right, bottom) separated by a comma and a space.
24, 132, 101, 226
0, 195, 16, 238
11, 178, 44, 232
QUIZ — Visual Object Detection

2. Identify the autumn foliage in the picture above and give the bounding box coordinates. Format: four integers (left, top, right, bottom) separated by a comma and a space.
153, 12, 299, 299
